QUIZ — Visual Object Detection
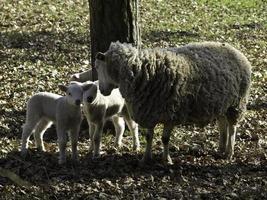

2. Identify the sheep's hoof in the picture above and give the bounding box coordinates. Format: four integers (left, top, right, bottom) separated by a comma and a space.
71, 158, 79, 166
162, 155, 173, 166
87, 151, 94, 158
226, 153, 233, 160
20, 150, 28, 158
139, 155, 152, 166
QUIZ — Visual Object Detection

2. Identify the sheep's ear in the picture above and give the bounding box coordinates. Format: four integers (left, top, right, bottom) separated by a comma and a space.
58, 84, 68, 92
82, 84, 92, 91
96, 52, 105, 61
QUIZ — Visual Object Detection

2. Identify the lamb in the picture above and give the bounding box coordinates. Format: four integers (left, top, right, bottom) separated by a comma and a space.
82, 80, 140, 157
70, 69, 93, 82
21, 82, 83, 164
95, 41, 251, 164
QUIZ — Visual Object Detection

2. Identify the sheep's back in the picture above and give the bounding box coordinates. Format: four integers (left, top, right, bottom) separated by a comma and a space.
27, 92, 61, 122
119, 42, 251, 128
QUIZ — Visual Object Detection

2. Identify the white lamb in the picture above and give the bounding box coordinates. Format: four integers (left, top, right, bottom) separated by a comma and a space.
82, 81, 140, 157
21, 82, 83, 164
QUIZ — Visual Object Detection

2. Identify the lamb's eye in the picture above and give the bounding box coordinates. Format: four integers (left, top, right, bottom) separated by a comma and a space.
68, 92, 72, 96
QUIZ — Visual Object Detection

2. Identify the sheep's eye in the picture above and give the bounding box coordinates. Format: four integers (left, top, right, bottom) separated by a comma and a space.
68, 92, 72, 96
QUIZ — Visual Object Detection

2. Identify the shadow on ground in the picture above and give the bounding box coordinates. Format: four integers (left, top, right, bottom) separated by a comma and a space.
0, 30, 89, 64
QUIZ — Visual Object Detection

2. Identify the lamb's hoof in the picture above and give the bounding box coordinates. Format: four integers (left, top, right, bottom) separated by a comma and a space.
113, 145, 122, 153
37, 147, 46, 152
133, 145, 140, 152
114, 142, 122, 149
58, 158, 67, 165
93, 153, 101, 159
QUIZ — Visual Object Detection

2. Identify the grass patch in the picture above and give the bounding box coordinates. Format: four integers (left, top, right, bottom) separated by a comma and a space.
0, 0, 266, 199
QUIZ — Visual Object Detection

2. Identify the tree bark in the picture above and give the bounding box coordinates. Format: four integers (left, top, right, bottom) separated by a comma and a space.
89, 0, 140, 80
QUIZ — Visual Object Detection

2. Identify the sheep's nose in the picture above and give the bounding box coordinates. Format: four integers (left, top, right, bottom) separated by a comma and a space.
87, 96, 93, 103
75, 99, 81, 106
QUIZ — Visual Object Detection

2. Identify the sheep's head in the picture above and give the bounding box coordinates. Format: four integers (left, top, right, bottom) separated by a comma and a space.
95, 52, 117, 96
58, 82, 83, 106
95, 41, 138, 96
82, 81, 98, 104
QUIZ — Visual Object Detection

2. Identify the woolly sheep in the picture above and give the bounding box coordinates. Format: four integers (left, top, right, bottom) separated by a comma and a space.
70, 69, 93, 82
21, 82, 83, 164
82, 80, 140, 157
95, 41, 251, 164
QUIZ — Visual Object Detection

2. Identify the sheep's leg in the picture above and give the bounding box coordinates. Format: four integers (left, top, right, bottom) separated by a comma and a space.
69, 125, 80, 163
217, 116, 229, 156
112, 116, 125, 148
93, 122, 104, 158
21, 118, 40, 157
162, 124, 174, 165
124, 117, 140, 151
33, 118, 52, 152
57, 126, 67, 165
225, 121, 237, 160
88, 121, 95, 155
141, 128, 154, 164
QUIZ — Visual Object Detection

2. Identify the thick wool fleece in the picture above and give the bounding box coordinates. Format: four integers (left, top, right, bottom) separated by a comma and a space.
105, 42, 251, 128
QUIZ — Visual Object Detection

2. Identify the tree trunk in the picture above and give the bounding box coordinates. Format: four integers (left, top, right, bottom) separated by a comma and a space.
89, 0, 140, 80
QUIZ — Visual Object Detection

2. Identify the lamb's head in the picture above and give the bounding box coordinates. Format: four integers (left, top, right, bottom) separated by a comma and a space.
58, 82, 83, 106
82, 81, 98, 104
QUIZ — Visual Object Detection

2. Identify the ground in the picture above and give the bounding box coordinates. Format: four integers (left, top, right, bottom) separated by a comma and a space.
0, 0, 266, 199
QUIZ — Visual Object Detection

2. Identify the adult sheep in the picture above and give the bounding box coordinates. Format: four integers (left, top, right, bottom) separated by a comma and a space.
95, 41, 251, 164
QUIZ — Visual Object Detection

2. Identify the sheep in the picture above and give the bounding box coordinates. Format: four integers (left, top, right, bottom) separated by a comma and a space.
94, 41, 252, 164
20, 82, 83, 164
70, 69, 93, 82
82, 80, 140, 157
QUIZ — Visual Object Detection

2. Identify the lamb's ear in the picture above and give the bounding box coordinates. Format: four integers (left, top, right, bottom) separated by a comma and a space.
96, 52, 105, 61
58, 84, 68, 92
82, 84, 92, 91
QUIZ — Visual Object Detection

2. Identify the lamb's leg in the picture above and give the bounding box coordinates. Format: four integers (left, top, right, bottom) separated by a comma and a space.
21, 118, 40, 157
124, 117, 140, 151
225, 121, 237, 160
162, 124, 174, 165
141, 128, 154, 164
69, 125, 80, 163
93, 122, 104, 158
112, 116, 125, 148
33, 118, 52, 152
88, 121, 95, 155
217, 116, 229, 156
57, 126, 67, 165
